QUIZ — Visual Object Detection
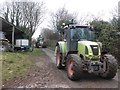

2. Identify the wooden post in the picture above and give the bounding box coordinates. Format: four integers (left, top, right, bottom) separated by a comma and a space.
12, 26, 15, 50
0, 17, 2, 90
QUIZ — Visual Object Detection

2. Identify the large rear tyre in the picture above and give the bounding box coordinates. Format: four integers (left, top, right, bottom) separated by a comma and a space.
55, 46, 64, 69
67, 54, 83, 81
100, 54, 118, 79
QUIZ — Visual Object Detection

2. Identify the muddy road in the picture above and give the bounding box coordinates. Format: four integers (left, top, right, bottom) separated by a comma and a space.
3, 48, 119, 89
42, 48, 118, 88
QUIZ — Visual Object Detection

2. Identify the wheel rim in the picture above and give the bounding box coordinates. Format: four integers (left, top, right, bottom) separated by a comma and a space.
56, 47, 60, 66
102, 56, 108, 73
68, 60, 74, 76
0, 45, 6, 51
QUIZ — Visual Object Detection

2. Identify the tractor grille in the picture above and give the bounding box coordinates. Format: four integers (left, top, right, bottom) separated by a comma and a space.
90, 45, 99, 55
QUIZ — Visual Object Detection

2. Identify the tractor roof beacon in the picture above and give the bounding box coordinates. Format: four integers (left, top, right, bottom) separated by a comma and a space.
55, 22, 118, 81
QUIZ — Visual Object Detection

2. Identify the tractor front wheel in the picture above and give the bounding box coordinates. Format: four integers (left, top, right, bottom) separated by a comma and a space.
67, 54, 83, 81
56, 46, 64, 69
100, 54, 117, 79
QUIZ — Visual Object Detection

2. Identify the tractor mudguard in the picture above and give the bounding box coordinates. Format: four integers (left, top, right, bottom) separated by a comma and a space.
56, 41, 66, 54
67, 54, 83, 65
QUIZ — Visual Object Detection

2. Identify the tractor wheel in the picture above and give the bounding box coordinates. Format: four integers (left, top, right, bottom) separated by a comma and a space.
0, 41, 10, 52
100, 54, 118, 79
66, 54, 83, 81
56, 46, 64, 69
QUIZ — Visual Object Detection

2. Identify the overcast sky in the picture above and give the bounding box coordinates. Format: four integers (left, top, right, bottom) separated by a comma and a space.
33, 0, 119, 39
0, 0, 119, 38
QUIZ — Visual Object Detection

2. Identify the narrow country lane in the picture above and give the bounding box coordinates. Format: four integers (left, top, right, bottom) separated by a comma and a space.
3, 48, 119, 89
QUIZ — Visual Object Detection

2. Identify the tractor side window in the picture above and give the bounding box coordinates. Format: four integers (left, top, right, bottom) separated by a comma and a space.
71, 29, 80, 40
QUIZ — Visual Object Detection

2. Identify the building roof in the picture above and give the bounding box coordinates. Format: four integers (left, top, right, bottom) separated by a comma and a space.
0, 17, 23, 34
0, 17, 25, 43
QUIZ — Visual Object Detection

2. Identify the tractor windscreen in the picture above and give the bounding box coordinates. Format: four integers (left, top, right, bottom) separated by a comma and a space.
71, 26, 94, 41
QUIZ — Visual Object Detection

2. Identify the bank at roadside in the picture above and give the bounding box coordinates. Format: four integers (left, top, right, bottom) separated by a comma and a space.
2, 48, 45, 84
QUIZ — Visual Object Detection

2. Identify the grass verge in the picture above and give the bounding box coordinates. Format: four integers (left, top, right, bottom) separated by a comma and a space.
2, 48, 44, 83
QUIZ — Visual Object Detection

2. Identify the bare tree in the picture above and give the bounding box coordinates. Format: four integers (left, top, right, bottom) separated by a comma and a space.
111, 6, 118, 18
1, 2, 10, 22
78, 13, 103, 25
1, 2, 23, 26
14, 2, 22, 27
78, 14, 91, 25
1, 2, 18, 24
50, 7, 77, 33
41, 28, 53, 39
10, 2, 16, 24
21, 2, 45, 44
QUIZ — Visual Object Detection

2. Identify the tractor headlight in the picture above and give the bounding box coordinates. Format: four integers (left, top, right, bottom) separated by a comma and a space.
90, 45, 99, 55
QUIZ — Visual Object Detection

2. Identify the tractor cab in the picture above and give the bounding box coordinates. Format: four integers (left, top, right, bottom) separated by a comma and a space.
64, 25, 95, 53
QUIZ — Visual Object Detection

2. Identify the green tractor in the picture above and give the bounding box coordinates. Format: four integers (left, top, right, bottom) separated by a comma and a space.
55, 24, 118, 81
